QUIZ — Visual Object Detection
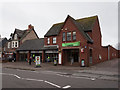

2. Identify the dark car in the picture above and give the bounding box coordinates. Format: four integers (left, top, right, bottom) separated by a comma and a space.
8, 55, 14, 62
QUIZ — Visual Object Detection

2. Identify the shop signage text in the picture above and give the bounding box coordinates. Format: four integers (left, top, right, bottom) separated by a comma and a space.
62, 41, 80, 47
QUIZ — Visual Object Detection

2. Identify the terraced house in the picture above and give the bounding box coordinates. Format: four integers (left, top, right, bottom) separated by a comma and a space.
43, 15, 118, 66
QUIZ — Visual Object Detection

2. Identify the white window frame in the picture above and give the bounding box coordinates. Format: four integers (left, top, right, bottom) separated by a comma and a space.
12, 41, 18, 48
14, 34, 17, 40
47, 38, 50, 44
53, 37, 56, 44
8, 42, 10, 48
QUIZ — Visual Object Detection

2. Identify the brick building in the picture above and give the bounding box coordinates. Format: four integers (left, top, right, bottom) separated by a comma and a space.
42, 15, 118, 66
16, 15, 118, 67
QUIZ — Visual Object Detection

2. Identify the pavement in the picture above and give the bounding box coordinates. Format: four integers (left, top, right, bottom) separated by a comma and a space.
2, 58, 119, 81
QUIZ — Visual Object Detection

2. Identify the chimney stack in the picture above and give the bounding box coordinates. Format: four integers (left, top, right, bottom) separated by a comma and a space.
28, 24, 34, 30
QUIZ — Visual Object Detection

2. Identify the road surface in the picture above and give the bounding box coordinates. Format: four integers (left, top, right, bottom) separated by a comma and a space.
2, 68, 118, 89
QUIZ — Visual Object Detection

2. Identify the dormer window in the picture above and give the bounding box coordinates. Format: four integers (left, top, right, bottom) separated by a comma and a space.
14, 34, 17, 40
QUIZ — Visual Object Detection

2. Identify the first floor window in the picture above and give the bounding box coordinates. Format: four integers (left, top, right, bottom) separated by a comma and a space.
15, 42, 18, 47
67, 32, 71, 41
53, 37, 56, 44
8, 42, 10, 48
12, 41, 18, 48
12, 42, 14, 48
47, 38, 50, 44
62, 32, 65, 41
73, 31, 76, 41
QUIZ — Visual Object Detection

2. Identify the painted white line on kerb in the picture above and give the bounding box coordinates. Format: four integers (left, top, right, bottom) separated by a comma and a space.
62, 85, 71, 89
44, 80, 61, 88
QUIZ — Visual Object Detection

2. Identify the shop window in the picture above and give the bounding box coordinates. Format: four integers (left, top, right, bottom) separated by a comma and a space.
73, 31, 76, 41
67, 32, 71, 41
47, 38, 50, 44
53, 37, 56, 44
62, 32, 65, 41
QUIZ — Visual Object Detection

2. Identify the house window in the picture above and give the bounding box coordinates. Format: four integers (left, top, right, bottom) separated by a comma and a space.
47, 38, 50, 44
15, 42, 18, 47
14, 34, 17, 40
8, 42, 10, 48
73, 31, 76, 41
12, 42, 14, 48
53, 37, 56, 44
12, 41, 18, 48
67, 32, 71, 41
62, 32, 65, 41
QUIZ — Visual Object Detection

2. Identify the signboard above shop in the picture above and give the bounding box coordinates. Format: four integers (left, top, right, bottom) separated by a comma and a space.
62, 41, 80, 47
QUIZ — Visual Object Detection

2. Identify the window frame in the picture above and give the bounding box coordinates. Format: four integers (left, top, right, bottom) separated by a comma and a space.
62, 32, 65, 42
53, 37, 56, 44
67, 32, 71, 41
47, 38, 50, 44
73, 31, 76, 41
8, 42, 10, 48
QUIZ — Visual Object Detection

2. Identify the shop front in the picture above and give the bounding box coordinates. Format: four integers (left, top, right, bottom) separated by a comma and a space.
45, 50, 58, 63
61, 41, 80, 66
62, 49, 80, 66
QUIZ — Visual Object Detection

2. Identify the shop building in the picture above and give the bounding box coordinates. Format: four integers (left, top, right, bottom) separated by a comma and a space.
16, 38, 44, 62
43, 15, 118, 66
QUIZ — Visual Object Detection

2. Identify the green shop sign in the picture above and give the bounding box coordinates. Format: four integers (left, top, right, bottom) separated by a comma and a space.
62, 41, 80, 47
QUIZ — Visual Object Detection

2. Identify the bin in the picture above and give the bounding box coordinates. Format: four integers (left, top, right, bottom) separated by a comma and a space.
54, 60, 57, 66
81, 59, 85, 67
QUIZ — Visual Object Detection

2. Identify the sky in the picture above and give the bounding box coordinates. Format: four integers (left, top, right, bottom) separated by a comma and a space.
0, 0, 119, 49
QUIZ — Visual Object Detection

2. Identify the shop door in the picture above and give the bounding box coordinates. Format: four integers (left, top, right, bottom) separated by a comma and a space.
89, 49, 92, 65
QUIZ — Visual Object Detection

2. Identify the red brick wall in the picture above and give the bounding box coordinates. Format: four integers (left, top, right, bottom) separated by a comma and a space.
118, 50, 120, 58
109, 46, 118, 59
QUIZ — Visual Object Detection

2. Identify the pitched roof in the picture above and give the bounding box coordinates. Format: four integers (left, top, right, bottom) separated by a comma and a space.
0, 38, 8, 47
44, 15, 97, 43
15, 28, 28, 39
17, 38, 44, 51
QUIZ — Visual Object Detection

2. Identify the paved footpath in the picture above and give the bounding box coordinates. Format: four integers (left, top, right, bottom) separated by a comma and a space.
2, 58, 119, 81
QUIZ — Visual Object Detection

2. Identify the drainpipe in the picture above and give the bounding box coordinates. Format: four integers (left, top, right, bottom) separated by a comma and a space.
108, 46, 110, 60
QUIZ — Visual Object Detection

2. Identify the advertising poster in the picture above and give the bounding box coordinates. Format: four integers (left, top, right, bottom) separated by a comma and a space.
35, 56, 40, 67
59, 53, 61, 64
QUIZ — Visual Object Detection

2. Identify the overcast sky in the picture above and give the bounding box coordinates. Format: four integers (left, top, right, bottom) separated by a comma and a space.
0, 0, 119, 49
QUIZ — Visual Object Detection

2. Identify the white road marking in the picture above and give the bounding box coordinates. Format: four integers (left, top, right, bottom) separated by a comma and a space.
44, 80, 61, 88
14, 75, 21, 79
22, 78, 43, 82
62, 85, 71, 89
1, 72, 71, 88
91, 78, 96, 81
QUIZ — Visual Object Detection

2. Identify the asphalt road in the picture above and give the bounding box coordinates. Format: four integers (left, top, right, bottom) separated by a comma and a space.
2, 68, 118, 89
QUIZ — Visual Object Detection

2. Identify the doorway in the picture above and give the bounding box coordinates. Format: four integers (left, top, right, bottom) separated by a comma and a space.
89, 49, 92, 65
63, 49, 79, 65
